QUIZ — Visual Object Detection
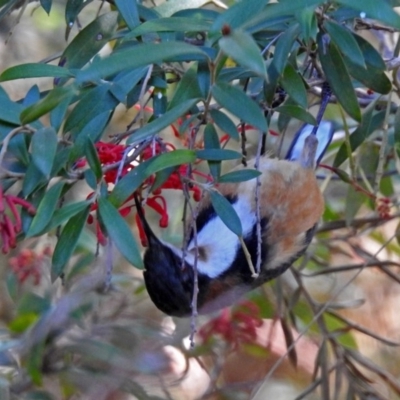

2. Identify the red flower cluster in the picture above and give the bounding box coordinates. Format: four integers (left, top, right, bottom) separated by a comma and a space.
85, 139, 203, 246
376, 197, 391, 219
8, 247, 51, 285
95, 141, 132, 183
198, 301, 263, 349
0, 186, 36, 254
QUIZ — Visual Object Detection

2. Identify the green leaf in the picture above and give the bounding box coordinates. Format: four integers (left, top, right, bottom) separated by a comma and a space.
46, 201, 91, 232
27, 343, 45, 385
219, 30, 266, 79
210, 109, 239, 140
64, 85, 118, 136
17, 292, 51, 315
196, 149, 242, 161
84, 137, 102, 180
31, 127, 58, 177
22, 163, 46, 197
0, 87, 26, 125
336, 0, 400, 29
20, 86, 76, 124
65, 0, 84, 27
280, 64, 307, 108
197, 60, 211, 99
52, 206, 90, 280
110, 67, 148, 104
109, 159, 153, 208
353, 34, 386, 70
26, 181, 65, 237
145, 150, 196, 175
218, 169, 261, 183
272, 23, 301, 74
204, 123, 221, 179
127, 99, 200, 143
40, 0, 52, 14
343, 58, 391, 94
209, 190, 242, 236
98, 198, 143, 268
334, 108, 385, 167
0, 64, 73, 82
248, 0, 323, 28
345, 185, 366, 225
155, 0, 210, 17
77, 42, 209, 83
295, 6, 317, 42
126, 16, 212, 38
318, 33, 361, 122
212, 82, 267, 132
275, 105, 317, 125
324, 20, 365, 69
212, 0, 268, 32
115, 0, 139, 30
61, 12, 119, 70
168, 65, 204, 110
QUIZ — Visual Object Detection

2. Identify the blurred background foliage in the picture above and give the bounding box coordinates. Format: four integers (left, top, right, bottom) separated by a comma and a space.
1, 0, 400, 399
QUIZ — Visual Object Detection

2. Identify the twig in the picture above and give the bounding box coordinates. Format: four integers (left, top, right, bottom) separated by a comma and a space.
0, 125, 35, 178
138, 65, 153, 129
239, 236, 258, 278
253, 131, 264, 274
251, 231, 397, 398
373, 90, 392, 194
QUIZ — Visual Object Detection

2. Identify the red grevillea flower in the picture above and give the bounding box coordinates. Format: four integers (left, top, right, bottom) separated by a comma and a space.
0, 186, 36, 254
198, 301, 263, 349
86, 139, 204, 246
8, 247, 51, 285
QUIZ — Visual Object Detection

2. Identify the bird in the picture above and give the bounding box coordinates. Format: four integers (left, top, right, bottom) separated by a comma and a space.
135, 122, 334, 317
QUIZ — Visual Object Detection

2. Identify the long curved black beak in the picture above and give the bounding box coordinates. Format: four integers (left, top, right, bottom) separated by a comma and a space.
134, 194, 160, 247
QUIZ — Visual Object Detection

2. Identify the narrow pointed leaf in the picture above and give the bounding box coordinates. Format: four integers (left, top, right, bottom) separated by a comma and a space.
168, 66, 203, 110
127, 99, 200, 144
212, 82, 267, 132
210, 109, 239, 140
0, 64, 73, 82
31, 127, 58, 178
115, 0, 139, 30
318, 33, 361, 122
26, 182, 65, 237
52, 206, 90, 280
333, 109, 385, 167
20, 86, 75, 124
336, 0, 400, 29
109, 159, 153, 207
98, 198, 143, 268
280, 64, 307, 108
196, 149, 241, 161
61, 12, 119, 70
209, 190, 242, 236
272, 23, 301, 74
324, 20, 365, 68
218, 169, 261, 183
219, 30, 266, 79
276, 105, 317, 125
77, 42, 208, 83
144, 150, 196, 175
48, 200, 92, 231
126, 17, 212, 38
84, 137, 102, 180
204, 123, 221, 179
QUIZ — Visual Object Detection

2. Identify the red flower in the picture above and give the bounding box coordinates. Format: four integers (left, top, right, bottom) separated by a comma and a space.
8, 247, 49, 285
198, 301, 263, 348
0, 186, 36, 254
